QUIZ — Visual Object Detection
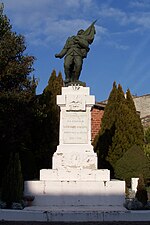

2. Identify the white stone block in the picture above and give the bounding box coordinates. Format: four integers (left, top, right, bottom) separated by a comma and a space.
131, 178, 139, 192
40, 169, 110, 182
94, 169, 110, 181
40, 169, 57, 180
24, 180, 125, 206
106, 180, 125, 194
57, 95, 65, 105
53, 151, 97, 170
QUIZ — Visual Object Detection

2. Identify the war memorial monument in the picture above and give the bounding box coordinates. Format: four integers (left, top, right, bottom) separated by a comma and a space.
24, 21, 126, 221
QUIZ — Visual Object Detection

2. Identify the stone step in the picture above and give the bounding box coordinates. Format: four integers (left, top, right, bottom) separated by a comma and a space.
40, 168, 110, 181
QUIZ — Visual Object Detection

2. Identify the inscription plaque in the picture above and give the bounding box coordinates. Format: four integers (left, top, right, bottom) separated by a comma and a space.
62, 111, 88, 144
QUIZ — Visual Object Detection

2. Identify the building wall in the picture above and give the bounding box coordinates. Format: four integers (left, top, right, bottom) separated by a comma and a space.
91, 107, 104, 142
133, 94, 150, 118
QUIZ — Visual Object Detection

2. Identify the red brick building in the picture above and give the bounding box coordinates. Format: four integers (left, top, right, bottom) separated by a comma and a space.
91, 102, 106, 142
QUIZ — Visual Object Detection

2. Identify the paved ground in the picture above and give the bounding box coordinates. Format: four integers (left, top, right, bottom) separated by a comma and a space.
0, 222, 150, 225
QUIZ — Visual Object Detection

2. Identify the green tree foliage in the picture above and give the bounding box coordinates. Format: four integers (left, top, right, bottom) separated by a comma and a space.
144, 126, 150, 144
115, 145, 150, 180
94, 82, 144, 176
0, 6, 37, 183
135, 174, 148, 206
126, 89, 144, 146
32, 70, 63, 171
94, 82, 118, 171
107, 88, 144, 168
143, 127, 150, 159
0, 10, 36, 96
1, 153, 23, 208
107, 84, 127, 167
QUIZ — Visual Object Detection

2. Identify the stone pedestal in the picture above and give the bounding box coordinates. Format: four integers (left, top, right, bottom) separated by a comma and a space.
24, 85, 125, 207
53, 86, 97, 171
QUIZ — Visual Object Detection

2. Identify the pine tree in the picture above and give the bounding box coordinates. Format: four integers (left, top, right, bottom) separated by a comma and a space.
1, 152, 23, 208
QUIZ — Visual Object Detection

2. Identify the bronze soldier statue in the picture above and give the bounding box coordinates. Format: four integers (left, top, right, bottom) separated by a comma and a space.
55, 21, 96, 84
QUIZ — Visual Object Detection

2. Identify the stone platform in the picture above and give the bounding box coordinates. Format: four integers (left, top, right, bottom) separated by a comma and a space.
1, 206, 150, 222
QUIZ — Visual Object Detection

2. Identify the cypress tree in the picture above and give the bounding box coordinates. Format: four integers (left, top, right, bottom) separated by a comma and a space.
42, 70, 63, 151
99, 81, 118, 131
143, 127, 150, 159
94, 82, 118, 171
135, 174, 148, 206
32, 70, 63, 170
107, 85, 144, 169
1, 152, 23, 208
95, 82, 144, 176
106, 84, 127, 167
126, 89, 144, 147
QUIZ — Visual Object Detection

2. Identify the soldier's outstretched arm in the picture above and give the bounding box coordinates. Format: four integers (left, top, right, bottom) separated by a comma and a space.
55, 48, 67, 58
55, 38, 70, 58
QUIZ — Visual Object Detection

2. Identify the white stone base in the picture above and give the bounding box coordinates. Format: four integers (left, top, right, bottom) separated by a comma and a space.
24, 178, 125, 207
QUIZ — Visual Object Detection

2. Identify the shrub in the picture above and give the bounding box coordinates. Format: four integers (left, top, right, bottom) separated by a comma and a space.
115, 145, 150, 180
135, 174, 148, 206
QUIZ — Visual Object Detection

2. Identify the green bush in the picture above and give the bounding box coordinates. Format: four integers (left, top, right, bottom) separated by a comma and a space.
115, 145, 150, 180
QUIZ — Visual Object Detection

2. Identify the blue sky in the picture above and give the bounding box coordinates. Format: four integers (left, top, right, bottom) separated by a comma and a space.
1, 0, 150, 101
